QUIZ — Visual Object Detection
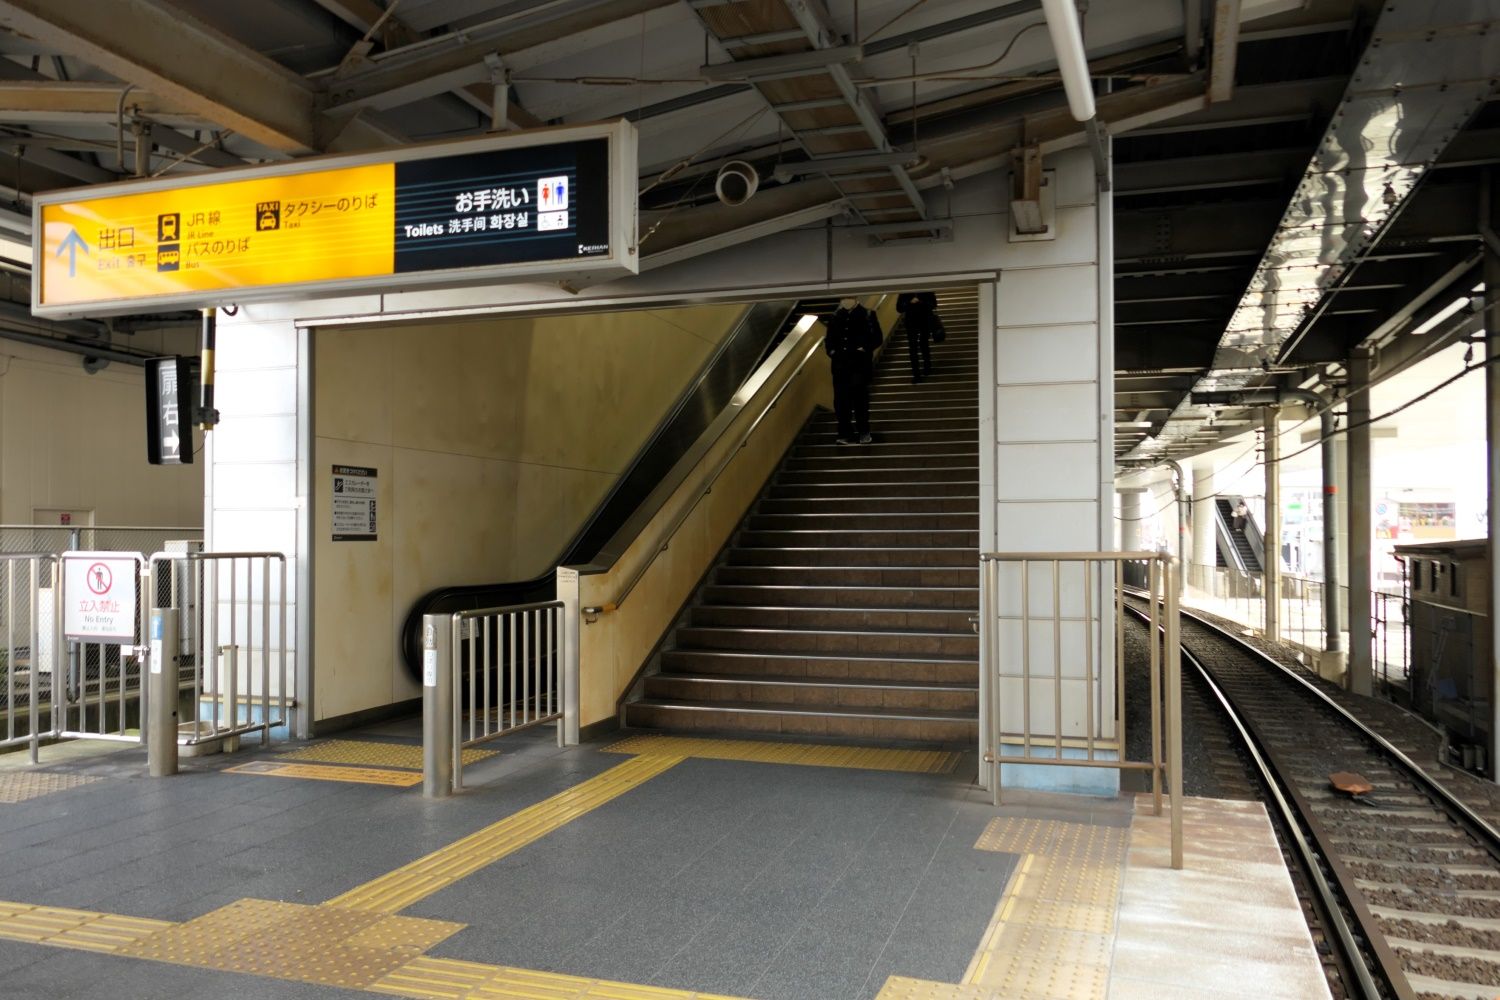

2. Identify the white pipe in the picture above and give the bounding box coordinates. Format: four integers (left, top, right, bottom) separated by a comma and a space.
1040, 0, 1097, 122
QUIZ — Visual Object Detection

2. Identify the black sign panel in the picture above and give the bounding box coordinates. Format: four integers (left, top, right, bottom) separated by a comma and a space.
145, 356, 196, 465
394, 138, 610, 274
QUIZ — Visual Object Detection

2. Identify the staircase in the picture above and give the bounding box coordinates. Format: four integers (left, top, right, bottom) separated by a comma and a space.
624, 289, 981, 744
1215, 497, 1262, 572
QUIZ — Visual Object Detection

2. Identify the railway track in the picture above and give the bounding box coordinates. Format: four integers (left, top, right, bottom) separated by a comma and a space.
1124, 597, 1500, 1000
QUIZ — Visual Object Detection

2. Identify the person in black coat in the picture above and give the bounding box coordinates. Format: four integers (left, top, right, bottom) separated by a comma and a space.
896, 290, 938, 383
823, 297, 883, 444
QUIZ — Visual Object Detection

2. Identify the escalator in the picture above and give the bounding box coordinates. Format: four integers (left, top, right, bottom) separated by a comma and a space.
398, 297, 839, 680
1214, 496, 1264, 573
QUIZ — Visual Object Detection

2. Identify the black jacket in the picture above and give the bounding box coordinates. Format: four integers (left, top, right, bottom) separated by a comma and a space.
823, 305, 883, 371
896, 291, 938, 332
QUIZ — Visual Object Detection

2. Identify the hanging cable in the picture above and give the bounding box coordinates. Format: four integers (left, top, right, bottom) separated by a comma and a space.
115, 84, 137, 172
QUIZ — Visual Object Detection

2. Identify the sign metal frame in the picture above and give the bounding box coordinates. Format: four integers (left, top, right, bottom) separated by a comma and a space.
32, 120, 638, 319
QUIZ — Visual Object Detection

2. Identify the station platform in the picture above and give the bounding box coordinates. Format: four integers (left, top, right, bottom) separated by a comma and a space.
0, 727, 1327, 1000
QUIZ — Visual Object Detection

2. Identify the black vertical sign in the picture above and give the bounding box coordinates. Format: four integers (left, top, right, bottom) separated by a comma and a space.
146, 356, 195, 465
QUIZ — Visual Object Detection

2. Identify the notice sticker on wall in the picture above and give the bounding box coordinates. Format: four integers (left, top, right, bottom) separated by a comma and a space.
332, 465, 377, 541
422, 649, 438, 687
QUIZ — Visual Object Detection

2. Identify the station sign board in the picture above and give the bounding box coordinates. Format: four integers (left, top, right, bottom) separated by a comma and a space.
33, 120, 638, 318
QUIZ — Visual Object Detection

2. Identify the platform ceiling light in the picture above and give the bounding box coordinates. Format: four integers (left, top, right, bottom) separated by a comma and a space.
1039, 0, 1097, 124
1410, 282, 1483, 335
0, 235, 31, 267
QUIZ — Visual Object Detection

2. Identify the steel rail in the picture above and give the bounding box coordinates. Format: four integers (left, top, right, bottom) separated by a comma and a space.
1122, 596, 1415, 1000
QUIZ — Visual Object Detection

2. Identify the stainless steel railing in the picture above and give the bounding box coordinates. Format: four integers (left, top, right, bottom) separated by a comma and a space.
0, 554, 58, 760
422, 600, 575, 795
149, 551, 289, 747
979, 550, 1184, 868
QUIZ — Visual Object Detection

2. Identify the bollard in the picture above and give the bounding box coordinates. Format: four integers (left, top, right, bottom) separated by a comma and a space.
148, 609, 179, 777
422, 614, 453, 798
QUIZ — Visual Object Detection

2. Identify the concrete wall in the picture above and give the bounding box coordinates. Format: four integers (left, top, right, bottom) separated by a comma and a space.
0, 335, 201, 527
311, 303, 744, 723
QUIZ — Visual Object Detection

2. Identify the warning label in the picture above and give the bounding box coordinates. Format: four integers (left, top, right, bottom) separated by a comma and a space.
332, 464, 377, 541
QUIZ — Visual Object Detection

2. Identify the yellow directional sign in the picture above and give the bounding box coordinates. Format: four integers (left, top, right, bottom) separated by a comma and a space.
33, 121, 637, 318
41, 164, 394, 309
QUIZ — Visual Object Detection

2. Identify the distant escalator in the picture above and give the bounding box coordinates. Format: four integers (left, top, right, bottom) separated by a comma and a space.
1214, 496, 1264, 573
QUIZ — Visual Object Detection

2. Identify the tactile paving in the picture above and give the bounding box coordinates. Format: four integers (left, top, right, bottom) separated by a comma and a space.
603, 735, 959, 774
227, 760, 423, 787
0, 900, 170, 952
327, 753, 684, 914
0, 771, 102, 803
278, 739, 496, 770
117, 898, 463, 990
369, 955, 755, 999
963, 816, 1129, 1000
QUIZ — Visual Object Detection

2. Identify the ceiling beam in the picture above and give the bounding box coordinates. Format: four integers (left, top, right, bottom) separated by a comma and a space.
0, 0, 320, 152
323, 0, 669, 113
1208, 0, 1242, 103
0, 80, 199, 122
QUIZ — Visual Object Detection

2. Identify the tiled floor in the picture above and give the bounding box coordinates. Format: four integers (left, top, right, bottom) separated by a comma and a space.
0, 727, 1328, 1000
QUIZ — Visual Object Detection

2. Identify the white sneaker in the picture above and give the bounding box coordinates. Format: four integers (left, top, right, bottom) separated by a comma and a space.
858, 433, 873, 444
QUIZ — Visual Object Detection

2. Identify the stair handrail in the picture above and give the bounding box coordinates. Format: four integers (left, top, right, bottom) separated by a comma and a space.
581, 312, 828, 615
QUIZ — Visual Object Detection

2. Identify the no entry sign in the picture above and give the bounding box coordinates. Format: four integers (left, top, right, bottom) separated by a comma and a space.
64, 553, 139, 641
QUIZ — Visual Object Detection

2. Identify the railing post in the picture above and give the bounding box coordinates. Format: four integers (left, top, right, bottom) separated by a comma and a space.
1165, 556, 1184, 869
556, 567, 581, 746
422, 613, 454, 798
148, 607, 179, 777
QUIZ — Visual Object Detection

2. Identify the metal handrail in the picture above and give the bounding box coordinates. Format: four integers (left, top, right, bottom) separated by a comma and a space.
455, 599, 562, 621
583, 315, 827, 615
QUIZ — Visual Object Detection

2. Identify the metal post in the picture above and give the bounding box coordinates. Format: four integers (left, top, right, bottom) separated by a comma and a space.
1165, 557, 1184, 869
1319, 405, 1345, 672
1262, 408, 1281, 641
422, 614, 453, 797
1346, 349, 1374, 695
555, 566, 581, 746
148, 608, 179, 777
1482, 167, 1500, 779
1166, 460, 1189, 595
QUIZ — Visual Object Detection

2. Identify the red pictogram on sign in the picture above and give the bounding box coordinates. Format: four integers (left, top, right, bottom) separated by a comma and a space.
86, 562, 112, 595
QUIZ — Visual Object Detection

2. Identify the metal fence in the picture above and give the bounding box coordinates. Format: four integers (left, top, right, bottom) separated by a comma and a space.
979, 550, 1183, 868
0, 554, 57, 760
149, 551, 289, 748
0, 525, 201, 557
422, 600, 574, 795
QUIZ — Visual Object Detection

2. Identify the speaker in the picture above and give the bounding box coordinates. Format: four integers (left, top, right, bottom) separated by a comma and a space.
715, 161, 759, 206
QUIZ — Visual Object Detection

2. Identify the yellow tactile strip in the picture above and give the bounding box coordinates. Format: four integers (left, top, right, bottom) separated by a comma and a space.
369, 955, 754, 999
958, 817, 1129, 1000
279, 739, 497, 770
0, 901, 171, 953
602, 735, 959, 774
326, 753, 685, 915
0, 771, 103, 803
227, 761, 424, 788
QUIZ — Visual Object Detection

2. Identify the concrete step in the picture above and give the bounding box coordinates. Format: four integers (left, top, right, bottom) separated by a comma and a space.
725, 546, 977, 568
794, 441, 977, 460
674, 625, 978, 658
783, 452, 976, 471
767, 481, 978, 499
660, 647, 978, 684
736, 528, 980, 549
643, 673, 979, 712
756, 495, 978, 515
806, 415, 977, 433
777, 466, 978, 485
799, 427, 976, 445
703, 583, 977, 609
746, 512, 978, 531
691, 603, 977, 634
623, 699, 977, 743
714, 564, 979, 588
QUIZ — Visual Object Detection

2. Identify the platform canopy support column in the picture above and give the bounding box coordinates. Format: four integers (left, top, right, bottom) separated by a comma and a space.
1346, 350, 1374, 696
1191, 459, 1217, 591
1262, 407, 1280, 642
1485, 167, 1500, 779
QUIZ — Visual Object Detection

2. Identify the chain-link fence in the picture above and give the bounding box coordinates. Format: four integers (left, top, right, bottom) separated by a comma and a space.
0, 525, 202, 557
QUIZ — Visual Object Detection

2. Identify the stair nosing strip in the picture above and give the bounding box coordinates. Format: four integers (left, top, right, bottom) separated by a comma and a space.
652, 674, 979, 692
629, 700, 977, 723
664, 648, 978, 665
681, 626, 979, 638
